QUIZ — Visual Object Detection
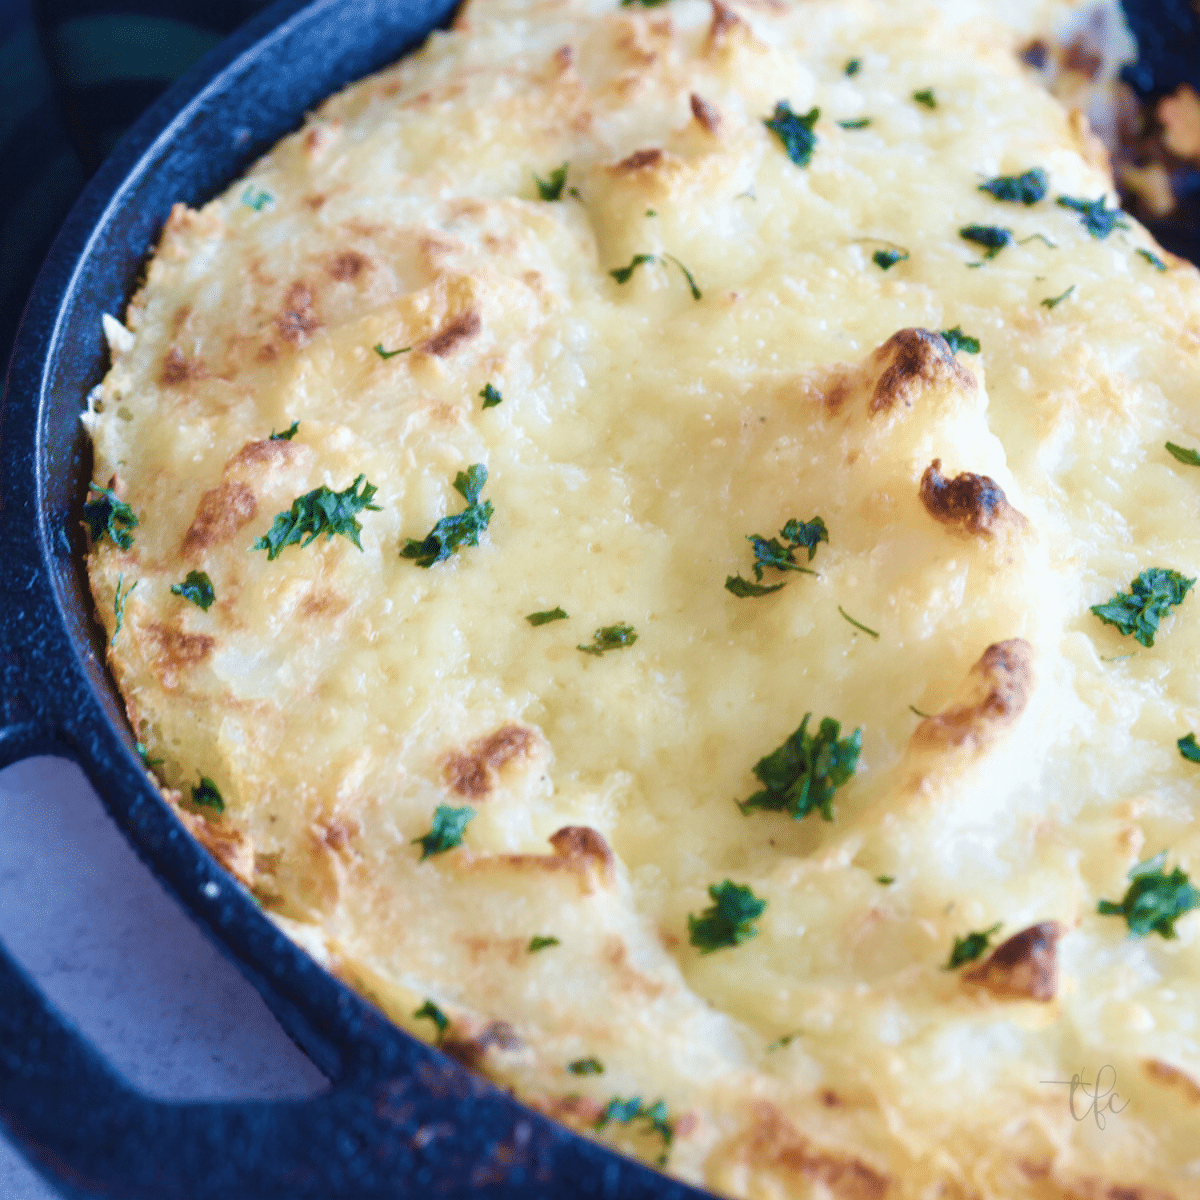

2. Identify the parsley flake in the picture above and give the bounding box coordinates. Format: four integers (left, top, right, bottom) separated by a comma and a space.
909, 705, 932, 718
664, 254, 702, 300
610, 254, 657, 285
959, 224, 1013, 259
1098, 852, 1200, 938
767, 1032, 800, 1051
535, 163, 568, 201
528, 935, 560, 952
413, 804, 476, 859
912, 88, 937, 109
945, 923, 1001, 969
171, 570, 215, 611
1056, 194, 1127, 239
135, 742, 163, 767
527, 607, 568, 626
838, 118, 871, 129
873, 248, 909, 270
374, 342, 411, 359
1041, 285, 1075, 309
594, 1095, 675, 1160
413, 999, 449, 1041
725, 576, 786, 598
940, 326, 980, 354
254, 475, 380, 560
1165, 442, 1200, 467
191, 775, 224, 813
978, 168, 1048, 205
738, 713, 862, 820
763, 102, 820, 167
845, 58, 861, 76
578, 623, 637, 656
838, 605, 879, 638
1137, 248, 1167, 271
112, 575, 136, 646
269, 420, 299, 440
1090, 568, 1195, 647
401, 464, 493, 568
689, 881, 767, 953
241, 185, 273, 212
876, 875, 895, 885
569, 1057, 604, 1076
480, 383, 503, 409
84, 483, 138, 549
1178, 734, 1200, 763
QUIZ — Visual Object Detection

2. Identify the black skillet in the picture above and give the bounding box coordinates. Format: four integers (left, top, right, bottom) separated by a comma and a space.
0, 1, 716, 1195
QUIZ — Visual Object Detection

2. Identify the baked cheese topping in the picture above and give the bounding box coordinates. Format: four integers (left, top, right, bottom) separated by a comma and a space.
84, 0, 1200, 1195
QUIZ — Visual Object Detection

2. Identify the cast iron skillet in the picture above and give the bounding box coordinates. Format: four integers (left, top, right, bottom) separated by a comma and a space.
0, 1, 716, 1196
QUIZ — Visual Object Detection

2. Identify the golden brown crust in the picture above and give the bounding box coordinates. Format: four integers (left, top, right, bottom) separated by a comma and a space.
963, 921, 1063, 1001
182, 481, 258, 557
870, 329, 974, 416
421, 309, 482, 356
276, 281, 320, 346
1142, 1059, 1200, 1105
443, 724, 539, 798
690, 92, 722, 135
919, 458, 1025, 538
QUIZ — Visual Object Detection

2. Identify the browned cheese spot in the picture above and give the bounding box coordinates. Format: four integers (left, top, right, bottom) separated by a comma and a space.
1019, 38, 1051, 70
732, 1103, 890, 1200
962, 921, 1063, 1001
707, 0, 745, 49
603, 936, 666, 998
441, 1020, 523, 1070
233, 437, 301, 470
444, 725, 537, 798
327, 250, 367, 281
1068, 1183, 1177, 1200
299, 589, 351, 620
171, 305, 192, 335
820, 1090, 842, 1107
144, 623, 216, 689
690, 92, 722, 134
304, 194, 327, 211
461, 825, 615, 893
554, 43, 574, 71
182, 481, 258, 557
919, 458, 1024, 539
421, 309, 482, 357
318, 816, 361, 856
869, 328, 974, 416
276, 281, 320, 346
615, 147, 665, 172
532, 1093, 606, 1130
1143, 1059, 1200, 1105
548, 825, 615, 884
160, 346, 204, 386
257, 343, 280, 363
171, 798, 255, 886
1063, 33, 1103, 80
913, 638, 1034, 752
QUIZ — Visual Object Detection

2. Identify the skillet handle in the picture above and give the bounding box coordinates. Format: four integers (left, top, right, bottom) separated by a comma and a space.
0, 935, 706, 1200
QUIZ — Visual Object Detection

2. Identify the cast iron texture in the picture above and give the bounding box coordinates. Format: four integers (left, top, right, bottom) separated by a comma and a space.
0, 1, 718, 1196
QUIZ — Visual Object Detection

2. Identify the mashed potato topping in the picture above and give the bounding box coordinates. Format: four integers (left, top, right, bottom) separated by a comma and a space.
83, 0, 1200, 1195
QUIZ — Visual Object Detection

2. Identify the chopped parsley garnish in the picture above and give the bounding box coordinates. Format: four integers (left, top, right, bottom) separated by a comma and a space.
728, 516, 828, 598
1041, 285, 1075, 309
241, 185, 272, 212
646, 209, 657, 217
171, 570, 215, 611
909, 705, 932, 718
480, 383, 503, 409
738, 713, 862, 820
1137, 248, 1167, 271
534, 162, 568, 201
609, 253, 702, 299
978, 168, 1048, 205
413, 804, 476, 859
568, 1057, 604, 1075
191, 775, 224, 813
1178, 733, 1200, 763
413, 999, 449, 1041
269, 420, 299, 440
400, 464, 493, 568
593, 1096, 673, 1161
528, 935, 560, 952
135, 742, 163, 767
1056, 194, 1127, 239
767, 1032, 800, 1051
837, 606, 879, 638
1165, 442, 1200, 466
1090, 568, 1195, 647
578, 623, 637, 656
527, 607, 568, 626
873, 248, 908, 270
689, 881, 767, 953
940, 326, 980, 354
763, 102, 820, 167
945, 923, 1001, 969
725, 576, 786, 598
838, 118, 871, 129
84, 483, 138, 549
610, 254, 657, 285
845, 58, 861, 76
254, 475, 380, 560
912, 88, 937, 109
876, 875, 895, 885
1098, 852, 1200, 938
959, 224, 1013, 259
112, 575, 136, 646
374, 342, 411, 359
